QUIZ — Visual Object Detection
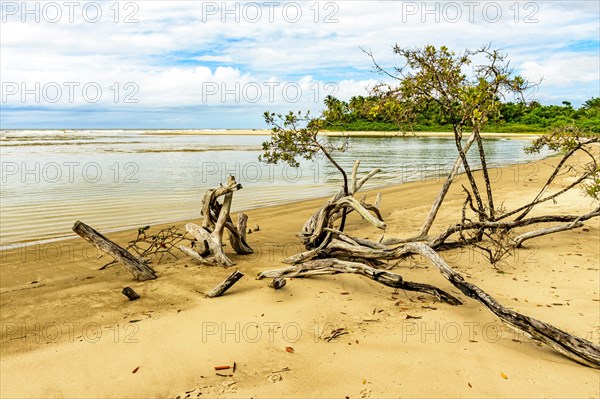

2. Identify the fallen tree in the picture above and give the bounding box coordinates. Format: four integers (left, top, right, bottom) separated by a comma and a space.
257, 45, 600, 368
73, 221, 157, 281
259, 242, 600, 368
258, 130, 599, 368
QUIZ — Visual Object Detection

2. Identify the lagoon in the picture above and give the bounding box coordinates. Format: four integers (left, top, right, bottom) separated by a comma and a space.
0, 130, 548, 245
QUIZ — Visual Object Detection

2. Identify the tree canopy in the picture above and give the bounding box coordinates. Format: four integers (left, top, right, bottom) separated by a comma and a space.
319, 44, 599, 134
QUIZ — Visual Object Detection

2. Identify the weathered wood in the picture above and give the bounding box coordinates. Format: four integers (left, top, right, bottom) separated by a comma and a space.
182, 176, 253, 266
73, 221, 157, 281
264, 136, 600, 370
184, 221, 234, 267
513, 221, 584, 247
428, 208, 600, 248
301, 162, 381, 240
269, 277, 287, 290
374, 193, 382, 209
418, 132, 476, 238
227, 213, 253, 255
201, 175, 242, 230
179, 244, 213, 265
511, 139, 598, 222
206, 270, 244, 298
258, 258, 462, 305
382, 132, 477, 246
264, 239, 600, 367
122, 287, 140, 301
474, 130, 496, 219
238, 214, 248, 239
351, 160, 360, 194
453, 128, 486, 221
405, 242, 600, 369
283, 249, 319, 264
302, 196, 386, 249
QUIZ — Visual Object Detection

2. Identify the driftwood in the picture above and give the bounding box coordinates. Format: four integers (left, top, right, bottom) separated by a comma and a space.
259, 240, 600, 368
300, 161, 383, 249
258, 258, 462, 305
206, 270, 244, 297
183, 221, 235, 267
180, 176, 253, 266
201, 176, 242, 230
122, 287, 140, 301
513, 219, 585, 247
73, 221, 157, 281
227, 213, 253, 255
269, 277, 287, 290
405, 242, 600, 368
301, 161, 381, 237
260, 137, 600, 368
387, 131, 477, 244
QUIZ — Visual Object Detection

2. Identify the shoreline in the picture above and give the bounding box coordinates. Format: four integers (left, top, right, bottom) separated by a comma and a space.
3, 128, 542, 139
1, 151, 598, 398
141, 129, 541, 139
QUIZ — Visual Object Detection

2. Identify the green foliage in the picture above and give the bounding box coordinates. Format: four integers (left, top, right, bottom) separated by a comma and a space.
322, 95, 600, 134
324, 120, 400, 131
526, 125, 592, 153
260, 110, 352, 200
526, 125, 600, 200
259, 110, 349, 176
584, 174, 600, 200
367, 45, 534, 135
320, 57, 599, 135
259, 111, 322, 168
319, 45, 598, 134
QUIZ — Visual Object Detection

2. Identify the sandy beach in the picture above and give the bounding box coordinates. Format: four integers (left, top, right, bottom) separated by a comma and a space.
1, 151, 599, 398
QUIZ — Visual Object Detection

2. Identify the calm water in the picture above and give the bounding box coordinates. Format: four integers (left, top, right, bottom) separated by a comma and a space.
0, 130, 548, 245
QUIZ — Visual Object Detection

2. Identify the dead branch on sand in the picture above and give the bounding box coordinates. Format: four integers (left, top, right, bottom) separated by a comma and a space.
180, 175, 253, 267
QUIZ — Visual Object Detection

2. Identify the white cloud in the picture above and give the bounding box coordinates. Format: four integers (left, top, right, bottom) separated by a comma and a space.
1, 0, 598, 127
520, 54, 600, 87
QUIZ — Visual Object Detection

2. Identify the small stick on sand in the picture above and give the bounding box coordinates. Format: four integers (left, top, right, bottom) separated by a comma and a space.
122, 287, 140, 301
269, 277, 287, 290
206, 270, 244, 298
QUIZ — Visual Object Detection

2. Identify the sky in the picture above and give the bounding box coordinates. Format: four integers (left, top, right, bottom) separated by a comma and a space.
1, 0, 599, 128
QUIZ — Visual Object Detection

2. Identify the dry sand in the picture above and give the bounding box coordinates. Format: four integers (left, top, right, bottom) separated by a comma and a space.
1, 151, 599, 398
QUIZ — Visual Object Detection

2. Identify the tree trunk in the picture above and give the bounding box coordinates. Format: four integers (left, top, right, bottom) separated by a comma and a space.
73, 221, 157, 281
301, 161, 381, 243
405, 242, 600, 369
183, 221, 234, 267
201, 175, 242, 230
416, 131, 477, 239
